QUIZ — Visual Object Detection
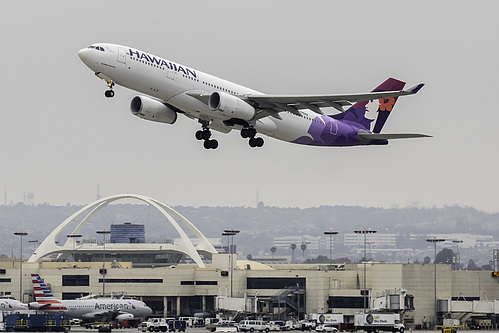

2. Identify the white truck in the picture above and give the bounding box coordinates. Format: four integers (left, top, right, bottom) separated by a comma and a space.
354, 313, 404, 333
140, 318, 170, 332
309, 314, 344, 326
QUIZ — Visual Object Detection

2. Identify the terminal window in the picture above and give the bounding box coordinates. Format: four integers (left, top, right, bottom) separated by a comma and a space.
0, 278, 11, 283
62, 275, 90, 286
328, 296, 364, 308
195, 281, 217, 285
247, 277, 306, 289
99, 278, 163, 283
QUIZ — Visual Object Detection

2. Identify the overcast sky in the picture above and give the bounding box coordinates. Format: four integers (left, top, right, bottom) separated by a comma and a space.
1, 1, 498, 212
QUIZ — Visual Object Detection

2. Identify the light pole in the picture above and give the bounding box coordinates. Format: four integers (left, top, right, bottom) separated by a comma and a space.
354, 228, 377, 313
324, 229, 339, 262
426, 237, 445, 325
67, 234, 82, 262
452, 240, 463, 270
96, 229, 111, 297
13, 231, 28, 301
222, 229, 239, 297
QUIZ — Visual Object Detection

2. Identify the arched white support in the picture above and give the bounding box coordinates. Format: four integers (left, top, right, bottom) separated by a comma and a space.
28, 194, 217, 268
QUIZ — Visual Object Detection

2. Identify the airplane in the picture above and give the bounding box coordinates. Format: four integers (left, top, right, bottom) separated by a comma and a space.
0, 296, 28, 311
78, 43, 430, 150
29, 274, 152, 322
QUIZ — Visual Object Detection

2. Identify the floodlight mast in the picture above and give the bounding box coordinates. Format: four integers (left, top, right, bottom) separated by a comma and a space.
426, 237, 445, 325
354, 228, 376, 313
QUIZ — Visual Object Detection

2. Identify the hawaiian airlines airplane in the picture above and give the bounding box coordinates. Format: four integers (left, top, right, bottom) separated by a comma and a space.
0, 297, 28, 311
29, 274, 152, 322
78, 43, 429, 149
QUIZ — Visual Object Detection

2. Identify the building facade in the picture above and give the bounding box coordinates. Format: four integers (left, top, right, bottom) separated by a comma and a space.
2, 258, 499, 328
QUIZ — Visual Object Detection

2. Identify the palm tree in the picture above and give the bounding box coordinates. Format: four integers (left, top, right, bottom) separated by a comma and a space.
270, 247, 276, 259
300, 243, 307, 262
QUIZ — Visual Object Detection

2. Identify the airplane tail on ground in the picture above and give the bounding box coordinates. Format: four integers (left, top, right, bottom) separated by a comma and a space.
333, 78, 408, 133
30, 274, 66, 310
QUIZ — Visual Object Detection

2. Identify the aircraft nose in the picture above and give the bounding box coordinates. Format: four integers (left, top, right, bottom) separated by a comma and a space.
78, 48, 90, 62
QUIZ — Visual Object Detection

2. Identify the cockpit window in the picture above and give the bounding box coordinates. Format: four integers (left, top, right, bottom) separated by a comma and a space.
88, 45, 105, 52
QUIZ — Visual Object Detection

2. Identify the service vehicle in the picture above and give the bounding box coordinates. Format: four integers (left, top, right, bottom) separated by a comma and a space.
5, 313, 71, 332
215, 322, 239, 332
238, 320, 270, 332
354, 313, 404, 333
309, 314, 344, 326
315, 323, 338, 333
140, 318, 171, 332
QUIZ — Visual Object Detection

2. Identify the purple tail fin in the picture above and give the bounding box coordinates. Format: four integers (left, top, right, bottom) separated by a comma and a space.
334, 78, 406, 133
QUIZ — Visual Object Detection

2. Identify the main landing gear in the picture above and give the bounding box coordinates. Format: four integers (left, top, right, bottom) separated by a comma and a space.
241, 127, 264, 148
196, 121, 218, 149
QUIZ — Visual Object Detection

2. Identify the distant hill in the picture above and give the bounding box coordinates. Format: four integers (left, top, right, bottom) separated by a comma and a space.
1, 203, 497, 266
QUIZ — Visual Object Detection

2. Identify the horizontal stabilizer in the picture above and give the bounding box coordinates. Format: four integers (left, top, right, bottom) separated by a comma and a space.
358, 132, 431, 143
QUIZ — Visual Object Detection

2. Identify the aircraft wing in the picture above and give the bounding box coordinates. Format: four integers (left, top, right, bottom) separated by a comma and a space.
82, 310, 122, 321
186, 83, 424, 119
244, 83, 425, 115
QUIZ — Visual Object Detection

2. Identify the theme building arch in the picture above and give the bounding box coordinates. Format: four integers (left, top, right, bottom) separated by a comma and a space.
28, 194, 217, 267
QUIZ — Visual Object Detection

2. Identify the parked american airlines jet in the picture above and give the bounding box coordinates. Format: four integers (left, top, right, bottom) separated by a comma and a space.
0, 297, 28, 311
78, 43, 429, 149
29, 274, 152, 322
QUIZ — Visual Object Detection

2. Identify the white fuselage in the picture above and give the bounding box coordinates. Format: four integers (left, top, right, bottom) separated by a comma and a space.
0, 298, 28, 311
78, 43, 322, 143
30, 298, 152, 320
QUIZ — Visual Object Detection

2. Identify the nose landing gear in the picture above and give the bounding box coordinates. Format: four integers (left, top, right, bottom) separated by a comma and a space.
95, 73, 115, 98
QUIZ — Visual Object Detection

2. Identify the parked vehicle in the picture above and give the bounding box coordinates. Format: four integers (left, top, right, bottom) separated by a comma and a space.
300, 321, 316, 331
238, 320, 270, 332
354, 313, 404, 333
309, 314, 344, 326
168, 320, 186, 332
268, 322, 281, 331
5, 313, 71, 332
272, 321, 289, 331
315, 323, 338, 333
140, 318, 171, 332
215, 322, 239, 332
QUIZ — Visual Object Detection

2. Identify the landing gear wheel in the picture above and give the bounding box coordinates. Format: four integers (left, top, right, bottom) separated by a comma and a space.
249, 137, 264, 148
104, 90, 115, 98
241, 128, 257, 138
203, 139, 218, 150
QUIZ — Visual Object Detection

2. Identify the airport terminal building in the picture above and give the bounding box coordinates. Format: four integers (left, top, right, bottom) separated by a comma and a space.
3, 195, 499, 329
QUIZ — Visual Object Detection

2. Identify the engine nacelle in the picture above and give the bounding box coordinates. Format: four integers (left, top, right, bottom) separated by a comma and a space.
116, 313, 134, 323
208, 91, 255, 120
130, 96, 177, 124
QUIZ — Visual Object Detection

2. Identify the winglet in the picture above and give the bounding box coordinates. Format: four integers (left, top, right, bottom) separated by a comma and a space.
405, 83, 425, 95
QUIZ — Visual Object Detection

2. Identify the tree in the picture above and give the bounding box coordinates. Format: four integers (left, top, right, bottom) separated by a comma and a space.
435, 248, 454, 264
306, 255, 329, 263
246, 254, 252, 260
466, 259, 480, 271
290, 244, 296, 263
423, 256, 431, 264
300, 243, 307, 261
270, 247, 276, 259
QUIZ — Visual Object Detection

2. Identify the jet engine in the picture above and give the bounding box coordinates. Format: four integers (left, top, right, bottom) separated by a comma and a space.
208, 91, 255, 120
130, 96, 177, 124
116, 313, 134, 323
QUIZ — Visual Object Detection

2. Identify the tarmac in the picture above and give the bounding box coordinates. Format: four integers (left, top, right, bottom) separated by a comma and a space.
67, 328, 496, 333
